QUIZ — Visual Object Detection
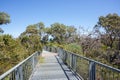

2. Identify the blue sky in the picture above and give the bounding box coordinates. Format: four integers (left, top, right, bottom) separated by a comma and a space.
0, 0, 120, 37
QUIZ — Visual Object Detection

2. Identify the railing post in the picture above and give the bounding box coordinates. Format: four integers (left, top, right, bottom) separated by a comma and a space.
19, 65, 23, 80
89, 61, 96, 80
63, 50, 66, 63
32, 55, 35, 71
71, 54, 73, 68
58, 48, 62, 59
62, 49, 64, 60
70, 54, 72, 68
73, 55, 77, 72
15, 66, 22, 80
15, 68, 19, 80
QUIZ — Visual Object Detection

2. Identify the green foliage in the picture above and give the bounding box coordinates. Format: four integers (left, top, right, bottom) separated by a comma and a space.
93, 13, 120, 67
95, 13, 120, 49
20, 26, 43, 54
0, 12, 10, 25
48, 42, 82, 55
0, 23, 43, 75
1, 14, 120, 76
0, 12, 10, 34
66, 26, 76, 37
26, 25, 38, 35
47, 23, 67, 44
37, 22, 45, 36
64, 43, 83, 55
46, 23, 77, 44
0, 35, 28, 74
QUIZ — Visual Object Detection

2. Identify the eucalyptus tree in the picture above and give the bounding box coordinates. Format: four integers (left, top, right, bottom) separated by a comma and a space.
67, 26, 76, 37
0, 12, 10, 25
26, 25, 38, 35
47, 23, 67, 44
65, 26, 77, 43
0, 12, 10, 33
36, 22, 45, 36
95, 13, 120, 50
46, 23, 77, 44
19, 24, 42, 54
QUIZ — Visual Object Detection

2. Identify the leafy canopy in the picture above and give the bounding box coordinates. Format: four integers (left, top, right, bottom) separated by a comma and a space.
0, 12, 10, 25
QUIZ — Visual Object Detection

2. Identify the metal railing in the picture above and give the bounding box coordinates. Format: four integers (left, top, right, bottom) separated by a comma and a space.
44, 46, 57, 53
45, 46, 120, 80
0, 51, 41, 80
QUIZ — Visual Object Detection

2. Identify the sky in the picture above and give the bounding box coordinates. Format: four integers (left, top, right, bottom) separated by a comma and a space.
0, 0, 120, 37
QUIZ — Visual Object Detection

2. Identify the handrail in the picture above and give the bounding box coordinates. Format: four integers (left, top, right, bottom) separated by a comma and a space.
0, 51, 41, 80
65, 50, 120, 73
45, 46, 120, 80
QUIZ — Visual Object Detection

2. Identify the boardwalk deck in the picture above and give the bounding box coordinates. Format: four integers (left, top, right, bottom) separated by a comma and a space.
29, 51, 81, 80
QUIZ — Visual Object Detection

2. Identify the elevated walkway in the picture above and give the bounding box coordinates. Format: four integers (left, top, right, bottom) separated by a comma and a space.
1, 46, 120, 80
29, 51, 80, 80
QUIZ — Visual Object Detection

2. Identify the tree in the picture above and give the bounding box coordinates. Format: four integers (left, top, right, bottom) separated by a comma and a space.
19, 24, 42, 54
23, 25, 38, 36
36, 22, 45, 36
20, 35, 42, 54
47, 23, 67, 44
0, 12, 10, 33
45, 23, 77, 44
0, 34, 28, 74
95, 13, 120, 49
67, 26, 76, 37
65, 26, 77, 43
0, 12, 10, 25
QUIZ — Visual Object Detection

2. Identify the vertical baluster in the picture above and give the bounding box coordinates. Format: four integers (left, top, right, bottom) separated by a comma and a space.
75, 56, 77, 72
71, 54, 73, 69
62, 49, 64, 61
13, 71, 15, 80
60, 49, 62, 58
59, 48, 61, 59
26, 62, 28, 80
73, 55, 77, 72
70, 54, 72, 68
89, 61, 96, 80
22, 63, 25, 80
62, 51, 65, 61
24, 63, 27, 80
25, 62, 27, 80
65, 51, 67, 65
19, 65, 23, 80
63, 51, 66, 64
32, 55, 35, 72
11, 71, 15, 80
15, 68, 19, 80
69, 53, 71, 68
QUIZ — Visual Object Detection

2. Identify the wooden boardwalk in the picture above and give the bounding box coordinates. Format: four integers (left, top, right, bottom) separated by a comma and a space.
29, 51, 81, 80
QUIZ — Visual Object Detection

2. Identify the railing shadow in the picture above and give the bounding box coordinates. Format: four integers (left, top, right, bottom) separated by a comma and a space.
55, 55, 81, 80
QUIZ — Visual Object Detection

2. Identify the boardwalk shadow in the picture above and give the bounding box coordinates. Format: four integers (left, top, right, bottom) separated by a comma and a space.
55, 55, 81, 80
